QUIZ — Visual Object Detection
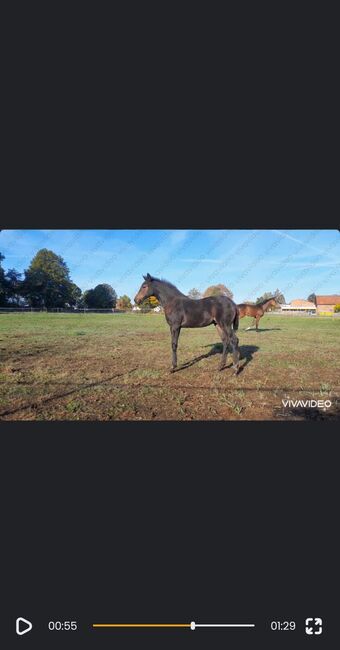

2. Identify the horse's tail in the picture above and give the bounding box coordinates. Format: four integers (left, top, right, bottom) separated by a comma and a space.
233, 307, 239, 331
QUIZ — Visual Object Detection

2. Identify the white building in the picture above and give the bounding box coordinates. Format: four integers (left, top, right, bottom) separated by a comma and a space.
281, 299, 316, 312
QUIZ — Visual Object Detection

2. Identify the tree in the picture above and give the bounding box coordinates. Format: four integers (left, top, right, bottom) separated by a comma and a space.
4, 269, 23, 305
83, 283, 117, 309
67, 283, 82, 308
148, 296, 159, 307
0, 253, 6, 306
334, 304, 340, 313
308, 293, 316, 304
203, 284, 233, 299
274, 288, 285, 304
82, 290, 94, 307
116, 295, 132, 310
23, 249, 81, 308
188, 288, 201, 300
140, 298, 151, 311
268, 289, 286, 305
140, 295, 160, 310
256, 289, 285, 306
0, 253, 23, 306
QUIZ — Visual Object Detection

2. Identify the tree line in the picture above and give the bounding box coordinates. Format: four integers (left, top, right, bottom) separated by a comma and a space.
188, 285, 286, 306
0, 247, 286, 310
0, 248, 162, 310
0, 249, 114, 309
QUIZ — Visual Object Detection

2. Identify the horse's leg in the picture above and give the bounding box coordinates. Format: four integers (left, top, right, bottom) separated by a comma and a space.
214, 323, 224, 339
255, 314, 261, 331
215, 323, 229, 370
224, 324, 240, 374
230, 330, 240, 375
170, 326, 181, 372
245, 313, 256, 330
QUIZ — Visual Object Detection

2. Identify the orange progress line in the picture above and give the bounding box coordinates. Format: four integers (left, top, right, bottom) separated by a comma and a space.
92, 623, 190, 627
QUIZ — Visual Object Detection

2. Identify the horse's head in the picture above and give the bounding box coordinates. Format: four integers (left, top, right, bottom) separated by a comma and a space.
268, 297, 278, 309
134, 273, 154, 304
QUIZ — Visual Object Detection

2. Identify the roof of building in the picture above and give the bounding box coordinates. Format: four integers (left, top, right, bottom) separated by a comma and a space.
315, 295, 340, 305
290, 299, 316, 308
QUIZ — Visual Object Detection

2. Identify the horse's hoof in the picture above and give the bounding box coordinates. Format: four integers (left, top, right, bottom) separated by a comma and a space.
170, 367, 176, 373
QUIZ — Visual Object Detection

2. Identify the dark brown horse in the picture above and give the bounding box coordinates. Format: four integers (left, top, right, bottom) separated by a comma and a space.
238, 297, 278, 331
135, 274, 241, 374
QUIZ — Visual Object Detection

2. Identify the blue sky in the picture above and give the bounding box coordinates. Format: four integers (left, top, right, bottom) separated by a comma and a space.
1, 229, 339, 303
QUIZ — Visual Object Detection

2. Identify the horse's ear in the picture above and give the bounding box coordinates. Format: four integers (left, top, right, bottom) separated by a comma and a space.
145, 273, 152, 281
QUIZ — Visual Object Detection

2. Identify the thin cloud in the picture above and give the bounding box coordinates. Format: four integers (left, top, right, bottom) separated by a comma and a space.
272, 229, 339, 261
181, 257, 221, 264
169, 230, 189, 245
261, 259, 340, 269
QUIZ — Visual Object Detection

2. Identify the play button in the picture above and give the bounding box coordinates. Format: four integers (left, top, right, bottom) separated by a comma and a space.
16, 617, 33, 636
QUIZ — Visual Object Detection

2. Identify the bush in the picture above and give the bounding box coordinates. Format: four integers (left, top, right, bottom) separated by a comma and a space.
116, 295, 132, 310
203, 284, 233, 299
334, 304, 340, 313
83, 284, 117, 309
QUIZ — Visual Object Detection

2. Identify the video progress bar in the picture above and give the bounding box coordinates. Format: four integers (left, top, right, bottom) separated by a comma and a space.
92, 622, 255, 630
92, 623, 190, 628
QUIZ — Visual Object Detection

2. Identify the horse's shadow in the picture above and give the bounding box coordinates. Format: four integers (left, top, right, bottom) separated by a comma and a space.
243, 327, 281, 332
173, 343, 259, 373
277, 406, 340, 421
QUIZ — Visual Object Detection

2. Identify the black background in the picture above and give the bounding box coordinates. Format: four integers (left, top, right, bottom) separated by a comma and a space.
3, 419, 338, 649
1, 7, 339, 645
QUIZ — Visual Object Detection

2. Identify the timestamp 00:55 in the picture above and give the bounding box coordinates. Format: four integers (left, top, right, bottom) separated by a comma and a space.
48, 621, 78, 631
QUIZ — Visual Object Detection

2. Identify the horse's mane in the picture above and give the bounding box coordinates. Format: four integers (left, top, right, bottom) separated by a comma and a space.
238, 297, 275, 308
257, 296, 275, 306
149, 276, 186, 296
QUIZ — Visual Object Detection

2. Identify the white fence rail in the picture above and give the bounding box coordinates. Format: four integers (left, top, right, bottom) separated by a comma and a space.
0, 307, 337, 316
0, 307, 155, 314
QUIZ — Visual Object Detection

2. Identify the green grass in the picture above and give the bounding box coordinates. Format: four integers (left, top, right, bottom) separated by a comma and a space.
0, 313, 339, 420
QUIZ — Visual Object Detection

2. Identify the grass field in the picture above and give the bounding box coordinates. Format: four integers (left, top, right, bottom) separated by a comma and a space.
0, 313, 339, 420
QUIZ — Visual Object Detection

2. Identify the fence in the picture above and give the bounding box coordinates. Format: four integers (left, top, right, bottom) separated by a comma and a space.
269, 310, 316, 316
0, 307, 158, 314
1, 306, 336, 317
261, 310, 340, 317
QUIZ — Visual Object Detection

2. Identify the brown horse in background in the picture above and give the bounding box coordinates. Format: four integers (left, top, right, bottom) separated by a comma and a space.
238, 297, 278, 331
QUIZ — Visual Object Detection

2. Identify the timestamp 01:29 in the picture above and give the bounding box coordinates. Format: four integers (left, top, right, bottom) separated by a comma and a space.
270, 621, 296, 632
